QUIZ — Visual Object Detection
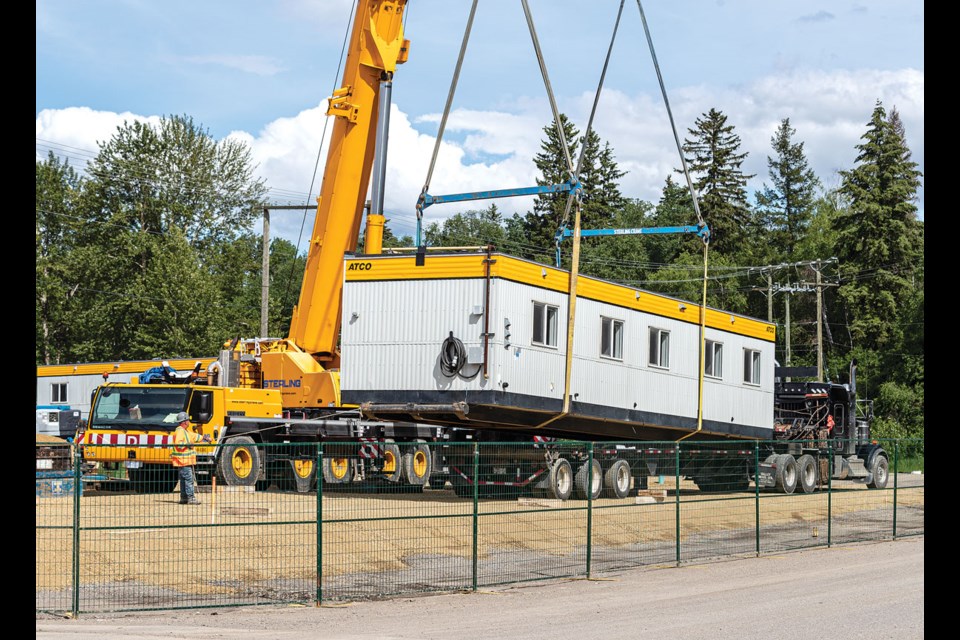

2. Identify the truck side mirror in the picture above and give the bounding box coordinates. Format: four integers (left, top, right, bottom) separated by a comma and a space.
196, 393, 213, 423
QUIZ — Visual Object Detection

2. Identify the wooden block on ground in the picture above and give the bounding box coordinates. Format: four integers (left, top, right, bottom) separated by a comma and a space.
517, 496, 563, 508
198, 485, 255, 493
217, 506, 272, 516
636, 489, 667, 503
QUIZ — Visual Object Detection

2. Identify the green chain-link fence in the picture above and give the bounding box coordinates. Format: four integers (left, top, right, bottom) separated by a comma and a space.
36, 438, 924, 616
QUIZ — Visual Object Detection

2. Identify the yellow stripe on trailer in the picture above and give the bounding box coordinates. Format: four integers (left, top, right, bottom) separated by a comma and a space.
345, 253, 775, 342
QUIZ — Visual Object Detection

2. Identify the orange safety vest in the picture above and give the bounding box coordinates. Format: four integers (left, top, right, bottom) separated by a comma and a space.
171, 424, 203, 467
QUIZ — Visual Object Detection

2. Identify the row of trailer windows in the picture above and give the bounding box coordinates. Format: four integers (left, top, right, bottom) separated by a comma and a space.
531, 301, 762, 385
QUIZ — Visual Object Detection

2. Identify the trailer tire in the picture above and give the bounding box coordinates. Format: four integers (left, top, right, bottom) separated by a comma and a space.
867, 454, 889, 489
603, 459, 632, 499
403, 444, 432, 486
381, 443, 403, 483
548, 458, 574, 501
775, 454, 798, 494
575, 459, 603, 500
796, 454, 817, 494
217, 436, 262, 487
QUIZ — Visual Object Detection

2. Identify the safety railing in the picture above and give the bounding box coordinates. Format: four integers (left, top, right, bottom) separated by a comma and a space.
35, 438, 924, 616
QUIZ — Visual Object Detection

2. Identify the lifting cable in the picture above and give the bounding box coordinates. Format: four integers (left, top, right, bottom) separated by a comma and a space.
281, 0, 357, 312
415, 0, 479, 246
633, 0, 710, 439
534, 0, 625, 430
519, 0, 576, 182
556, 0, 626, 239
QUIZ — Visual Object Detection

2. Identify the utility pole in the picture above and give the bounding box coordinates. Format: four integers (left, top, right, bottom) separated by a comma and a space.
784, 291, 791, 367
767, 271, 773, 323
815, 260, 823, 381
261, 207, 270, 338
260, 205, 319, 338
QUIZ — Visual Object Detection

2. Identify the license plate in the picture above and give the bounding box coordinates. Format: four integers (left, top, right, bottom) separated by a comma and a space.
124, 461, 142, 469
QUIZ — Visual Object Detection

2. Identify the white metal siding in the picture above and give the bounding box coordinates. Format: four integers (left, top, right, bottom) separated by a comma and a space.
341, 275, 773, 433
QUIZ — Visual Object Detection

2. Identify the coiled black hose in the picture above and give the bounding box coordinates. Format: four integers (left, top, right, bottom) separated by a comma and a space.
440, 332, 480, 379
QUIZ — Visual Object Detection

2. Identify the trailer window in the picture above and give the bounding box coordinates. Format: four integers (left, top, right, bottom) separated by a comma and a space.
600, 317, 624, 360
743, 349, 761, 385
532, 302, 558, 347
648, 328, 670, 369
705, 340, 723, 378
51, 383, 67, 404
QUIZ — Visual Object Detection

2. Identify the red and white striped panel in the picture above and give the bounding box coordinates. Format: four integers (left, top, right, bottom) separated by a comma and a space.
358, 438, 382, 459
78, 432, 172, 446
532, 435, 554, 448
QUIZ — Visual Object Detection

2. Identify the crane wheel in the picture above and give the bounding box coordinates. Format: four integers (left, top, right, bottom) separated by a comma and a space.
217, 436, 262, 487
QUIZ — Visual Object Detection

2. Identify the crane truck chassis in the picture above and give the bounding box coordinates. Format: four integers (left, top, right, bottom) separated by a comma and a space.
75, 355, 888, 499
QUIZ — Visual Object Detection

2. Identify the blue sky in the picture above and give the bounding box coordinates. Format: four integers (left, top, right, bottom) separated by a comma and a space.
37, 0, 923, 248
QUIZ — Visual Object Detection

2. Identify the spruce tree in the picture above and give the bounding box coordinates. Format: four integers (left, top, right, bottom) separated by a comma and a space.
833, 100, 923, 356
681, 108, 754, 255
523, 114, 625, 265
754, 118, 820, 260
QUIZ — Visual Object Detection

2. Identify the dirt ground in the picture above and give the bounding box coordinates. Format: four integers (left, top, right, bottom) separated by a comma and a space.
36, 471, 924, 613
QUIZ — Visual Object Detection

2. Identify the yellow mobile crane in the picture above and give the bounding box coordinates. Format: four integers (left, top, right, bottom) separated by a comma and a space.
77, 0, 440, 493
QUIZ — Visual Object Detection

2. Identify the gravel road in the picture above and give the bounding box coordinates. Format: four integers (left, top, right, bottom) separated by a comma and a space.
36, 535, 923, 640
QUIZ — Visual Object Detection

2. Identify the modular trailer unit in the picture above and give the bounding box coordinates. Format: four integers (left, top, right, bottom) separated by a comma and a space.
341, 250, 775, 441
340, 250, 888, 500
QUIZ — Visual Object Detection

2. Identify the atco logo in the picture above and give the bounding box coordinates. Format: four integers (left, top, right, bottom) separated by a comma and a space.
264, 379, 302, 388
347, 262, 373, 271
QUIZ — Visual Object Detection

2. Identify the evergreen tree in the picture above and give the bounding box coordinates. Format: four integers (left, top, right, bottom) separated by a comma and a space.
523, 114, 626, 265
681, 108, 754, 255
754, 118, 820, 260
833, 100, 923, 356
647, 175, 696, 266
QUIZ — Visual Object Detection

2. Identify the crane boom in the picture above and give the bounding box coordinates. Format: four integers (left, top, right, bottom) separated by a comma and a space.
288, 0, 409, 357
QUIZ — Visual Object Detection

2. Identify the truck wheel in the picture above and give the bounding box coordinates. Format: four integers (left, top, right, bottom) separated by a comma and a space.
575, 459, 603, 500
867, 455, 889, 489
381, 443, 402, 483
603, 459, 632, 499
217, 436, 262, 487
775, 454, 798, 494
287, 458, 317, 493
548, 458, 573, 501
796, 454, 817, 493
322, 456, 353, 484
403, 444, 432, 486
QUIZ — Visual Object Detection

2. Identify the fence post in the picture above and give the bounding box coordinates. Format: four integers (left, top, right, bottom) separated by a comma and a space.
893, 440, 898, 539
586, 442, 594, 578
72, 443, 81, 618
754, 441, 760, 557
472, 441, 479, 592
317, 442, 323, 606
675, 443, 681, 566
827, 441, 832, 547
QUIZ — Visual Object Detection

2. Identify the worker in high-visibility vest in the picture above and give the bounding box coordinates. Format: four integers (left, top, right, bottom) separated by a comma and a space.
171, 411, 211, 505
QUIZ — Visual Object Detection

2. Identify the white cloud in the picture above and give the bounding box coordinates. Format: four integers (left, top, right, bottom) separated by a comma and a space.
35, 107, 161, 165
35, 67, 925, 247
